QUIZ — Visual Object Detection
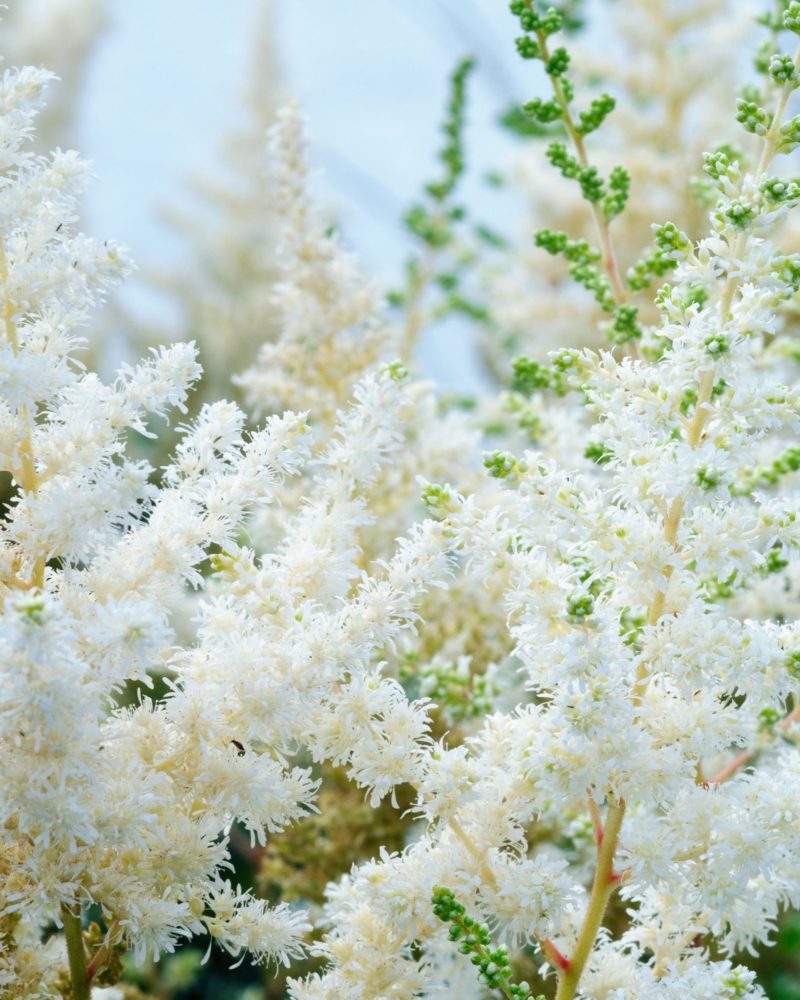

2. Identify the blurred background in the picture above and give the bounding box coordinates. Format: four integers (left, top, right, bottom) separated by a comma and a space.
77, 0, 527, 388
82, 1, 519, 278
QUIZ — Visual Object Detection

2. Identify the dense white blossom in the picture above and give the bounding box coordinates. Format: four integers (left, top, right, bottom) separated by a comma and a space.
3, 3, 800, 998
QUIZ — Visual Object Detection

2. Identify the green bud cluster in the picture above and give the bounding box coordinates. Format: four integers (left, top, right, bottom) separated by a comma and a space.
512, 355, 569, 396
426, 57, 475, 204
703, 148, 739, 182
576, 93, 616, 135
606, 304, 642, 344
758, 706, 783, 729
484, 450, 525, 479
567, 592, 594, 620
778, 253, 800, 290
534, 228, 615, 311
785, 1, 800, 33
534, 228, 597, 262
769, 53, 798, 85
703, 334, 729, 358
509, 1, 563, 36
761, 176, 800, 202
509, 0, 626, 242
546, 142, 608, 203
431, 887, 541, 999
421, 482, 457, 514
545, 140, 580, 180
626, 255, 658, 293
724, 200, 756, 228
410, 657, 498, 722
584, 440, 613, 465
696, 467, 722, 491
515, 35, 541, 60
779, 114, 800, 151
653, 222, 693, 260
626, 245, 677, 292
523, 96, 563, 124
545, 46, 570, 76
763, 547, 789, 574
736, 99, 770, 136
604, 166, 630, 219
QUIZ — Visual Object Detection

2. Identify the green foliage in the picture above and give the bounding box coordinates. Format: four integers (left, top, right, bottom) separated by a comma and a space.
779, 253, 800, 290
402, 57, 475, 249
427, 57, 475, 204
763, 546, 790, 574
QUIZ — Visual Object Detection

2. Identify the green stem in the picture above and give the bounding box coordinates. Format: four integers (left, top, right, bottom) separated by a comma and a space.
61, 904, 91, 1000
554, 802, 626, 1000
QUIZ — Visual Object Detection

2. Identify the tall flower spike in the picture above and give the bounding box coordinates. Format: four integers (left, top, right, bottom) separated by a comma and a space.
235, 102, 393, 427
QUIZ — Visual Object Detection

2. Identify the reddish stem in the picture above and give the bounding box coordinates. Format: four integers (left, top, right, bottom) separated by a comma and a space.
710, 701, 800, 785
541, 937, 571, 972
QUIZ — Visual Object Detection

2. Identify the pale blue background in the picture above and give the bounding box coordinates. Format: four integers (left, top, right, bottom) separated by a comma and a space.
82, 1, 525, 276
77, 1, 534, 386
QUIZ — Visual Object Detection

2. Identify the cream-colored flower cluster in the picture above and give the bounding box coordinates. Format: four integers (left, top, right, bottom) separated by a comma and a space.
3, 3, 800, 999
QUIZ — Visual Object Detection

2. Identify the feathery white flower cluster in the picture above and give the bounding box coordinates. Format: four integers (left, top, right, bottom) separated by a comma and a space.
4, 2, 800, 999
283, 7, 800, 1000
0, 65, 317, 996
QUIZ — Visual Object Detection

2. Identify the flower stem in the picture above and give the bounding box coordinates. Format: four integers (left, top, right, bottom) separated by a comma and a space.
554, 801, 626, 1000
61, 904, 91, 1000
